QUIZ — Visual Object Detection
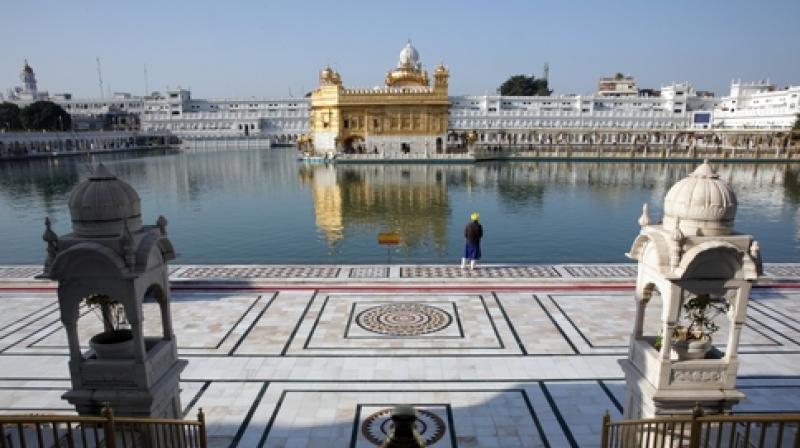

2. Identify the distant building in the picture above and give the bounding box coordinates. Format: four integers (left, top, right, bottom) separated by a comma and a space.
5, 60, 49, 102
598, 74, 637, 97
6, 61, 141, 131
449, 81, 716, 141
713, 80, 800, 129
139, 89, 307, 144
4, 60, 799, 139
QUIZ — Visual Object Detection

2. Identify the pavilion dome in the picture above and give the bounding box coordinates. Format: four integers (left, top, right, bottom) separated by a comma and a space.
398, 41, 420, 69
68, 164, 142, 237
662, 161, 737, 236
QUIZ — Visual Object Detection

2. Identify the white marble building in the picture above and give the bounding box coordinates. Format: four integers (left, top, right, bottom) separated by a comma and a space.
712, 80, 800, 129
447, 82, 716, 144
139, 89, 308, 144
5, 61, 799, 140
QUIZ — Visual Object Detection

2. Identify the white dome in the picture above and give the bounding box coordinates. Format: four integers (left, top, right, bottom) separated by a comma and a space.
398, 41, 420, 68
662, 162, 737, 236
68, 164, 142, 237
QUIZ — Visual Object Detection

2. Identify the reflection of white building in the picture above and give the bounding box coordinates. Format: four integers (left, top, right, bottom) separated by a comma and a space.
712, 81, 800, 129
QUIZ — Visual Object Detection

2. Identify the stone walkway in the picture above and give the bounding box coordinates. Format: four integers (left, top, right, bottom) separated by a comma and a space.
0, 264, 799, 447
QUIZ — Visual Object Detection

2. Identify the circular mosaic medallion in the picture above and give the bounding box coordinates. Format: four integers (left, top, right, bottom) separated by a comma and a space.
355, 303, 452, 336
361, 407, 446, 446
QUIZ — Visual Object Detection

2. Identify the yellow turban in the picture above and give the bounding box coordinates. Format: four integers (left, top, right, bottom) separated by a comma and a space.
471, 212, 480, 221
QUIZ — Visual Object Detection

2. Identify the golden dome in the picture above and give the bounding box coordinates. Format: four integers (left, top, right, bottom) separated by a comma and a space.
385, 67, 428, 87
319, 66, 342, 86
384, 40, 430, 87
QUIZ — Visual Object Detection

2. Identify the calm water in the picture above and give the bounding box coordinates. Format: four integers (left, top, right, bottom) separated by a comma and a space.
1, 147, 799, 264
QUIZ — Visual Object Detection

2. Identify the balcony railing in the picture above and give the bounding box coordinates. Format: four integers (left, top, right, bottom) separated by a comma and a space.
0, 406, 206, 448
601, 406, 800, 448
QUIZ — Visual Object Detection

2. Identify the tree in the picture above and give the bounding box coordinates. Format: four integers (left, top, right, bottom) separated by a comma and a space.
498, 75, 552, 96
0, 102, 22, 130
792, 114, 800, 145
20, 101, 71, 131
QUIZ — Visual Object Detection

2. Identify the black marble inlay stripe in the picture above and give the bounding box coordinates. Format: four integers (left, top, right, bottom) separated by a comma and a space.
750, 300, 800, 331
280, 290, 318, 356
598, 380, 624, 414
521, 388, 550, 448
230, 381, 269, 448
547, 294, 617, 349
492, 292, 528, 355
303, 295, 331, 349
229, 292, 278, 355
539, 382, 579, 448
181, 381, 210, 417
533, 295, 579, 355
5, 306, 93, 353
0, 301, 58, 338
211, 294, 263, 349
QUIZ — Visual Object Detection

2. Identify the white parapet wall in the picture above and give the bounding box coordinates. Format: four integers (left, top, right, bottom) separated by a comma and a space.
363, 134, 447, 156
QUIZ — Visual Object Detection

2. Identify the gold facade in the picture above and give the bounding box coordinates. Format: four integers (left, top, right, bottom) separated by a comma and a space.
309, 42, 449, 152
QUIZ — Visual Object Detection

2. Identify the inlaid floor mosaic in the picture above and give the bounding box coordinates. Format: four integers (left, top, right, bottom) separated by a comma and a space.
349, 267, 390, 279
177, 266, 340, 279
401, 266, 561, 278
0, 266, 42, 279
764, 264, 800, 278
562, 265, 638, 278
0, 280, 799, 447
5, 263, 800, 281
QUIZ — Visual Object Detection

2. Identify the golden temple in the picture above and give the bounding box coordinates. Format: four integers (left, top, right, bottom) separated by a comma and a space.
308, 41, 449, 156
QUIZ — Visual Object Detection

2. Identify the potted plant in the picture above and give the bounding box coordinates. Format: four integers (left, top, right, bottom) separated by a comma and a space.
85, 294, 134, 359
672, 293, 730, 360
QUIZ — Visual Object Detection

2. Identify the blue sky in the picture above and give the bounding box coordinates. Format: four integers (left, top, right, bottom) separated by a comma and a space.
2, 0, 798, 99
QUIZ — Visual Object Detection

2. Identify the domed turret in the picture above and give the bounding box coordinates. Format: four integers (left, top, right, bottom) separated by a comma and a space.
398, 40, 420, 69
386, 41, 429, 87
68, 164, 142, 237
319, 66, 342, 86
662, 161, 737, 236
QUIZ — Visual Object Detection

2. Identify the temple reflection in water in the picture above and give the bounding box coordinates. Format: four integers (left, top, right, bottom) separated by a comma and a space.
300, 159, 800, 256
300, 164, 452, 252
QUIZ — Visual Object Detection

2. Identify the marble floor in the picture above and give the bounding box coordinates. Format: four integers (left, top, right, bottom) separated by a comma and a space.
0, 264, 799, 447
